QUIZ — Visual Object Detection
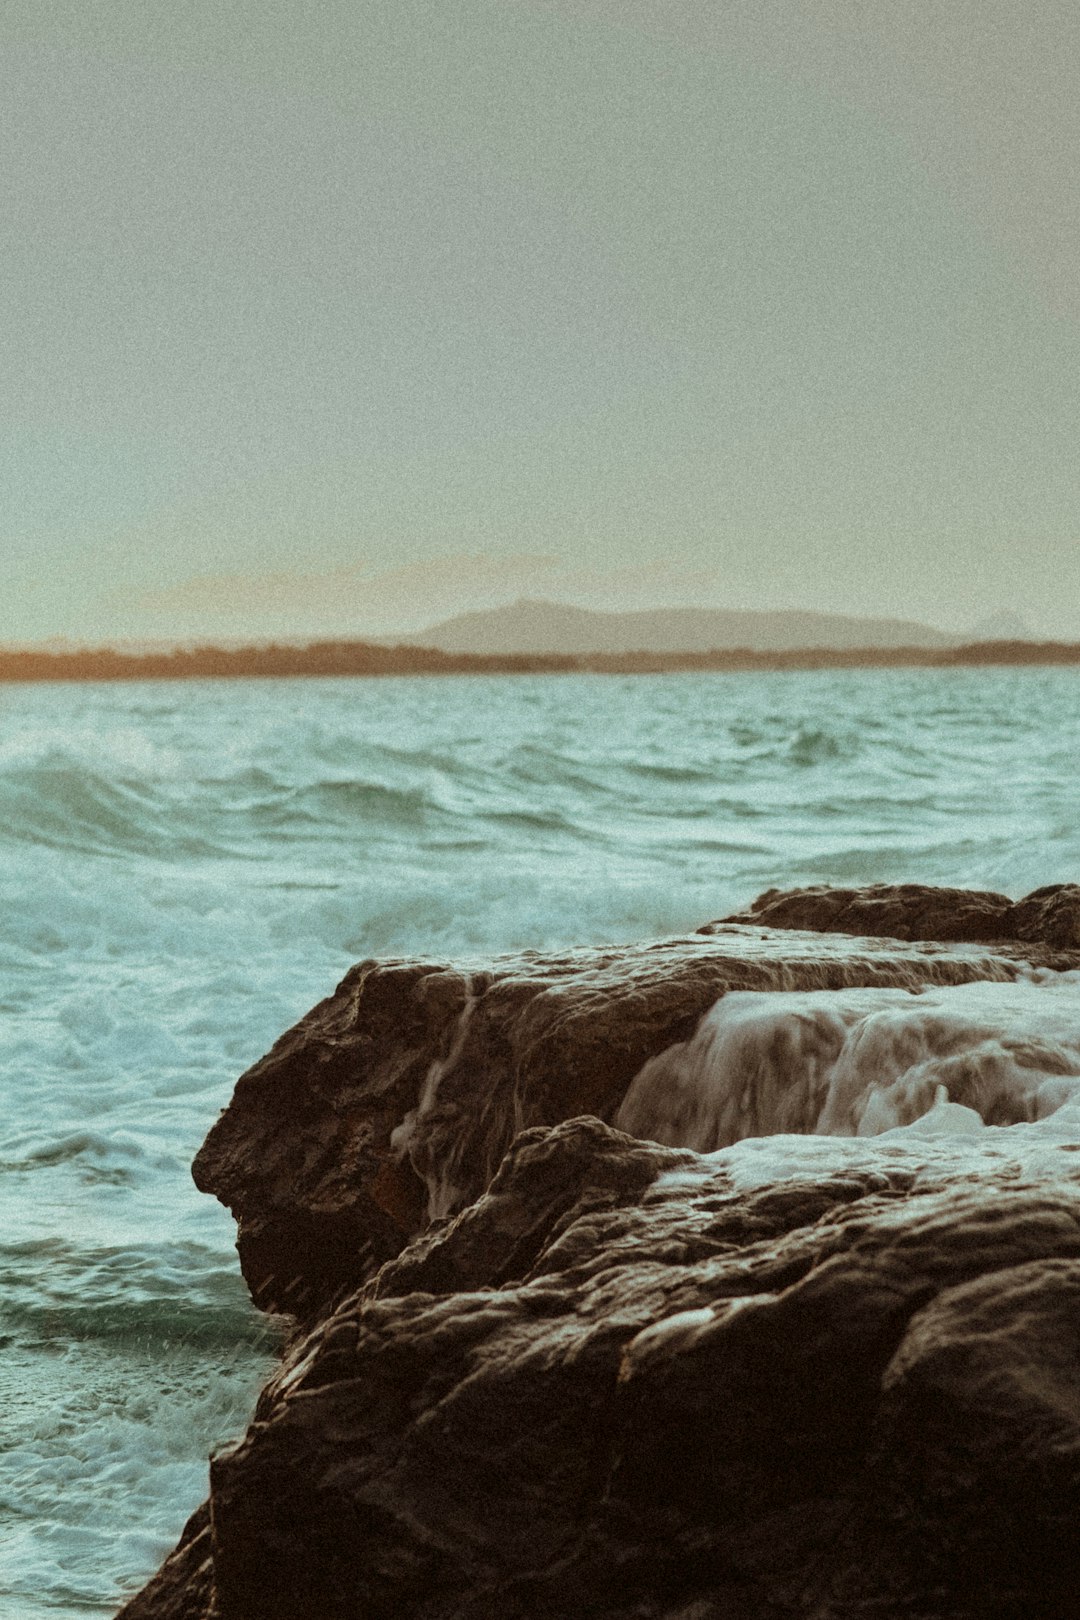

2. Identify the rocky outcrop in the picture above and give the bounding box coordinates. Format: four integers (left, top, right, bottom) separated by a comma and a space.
123, 1114, 1080, 1619
191, 917, 1068, 1324
714, 880, 1080, 948
119, 886, 1080, 1618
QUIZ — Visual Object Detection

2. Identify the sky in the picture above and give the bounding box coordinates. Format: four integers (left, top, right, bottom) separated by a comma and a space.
4, 0, 1080, 644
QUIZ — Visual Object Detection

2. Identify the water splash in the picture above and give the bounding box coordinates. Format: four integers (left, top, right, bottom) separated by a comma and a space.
616, 973, 1080, 1150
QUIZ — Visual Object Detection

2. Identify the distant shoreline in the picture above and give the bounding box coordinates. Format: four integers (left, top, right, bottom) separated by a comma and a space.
2, 639, 1079, 684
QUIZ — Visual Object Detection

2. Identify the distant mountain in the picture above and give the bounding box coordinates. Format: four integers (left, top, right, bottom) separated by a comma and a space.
400, 599, 958, 656
968, 611, 1036, 642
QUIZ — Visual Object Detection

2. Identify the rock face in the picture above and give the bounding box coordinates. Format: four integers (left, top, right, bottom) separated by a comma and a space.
192, 916, 1067, 1325
124, 1114, 1080, 1619
119, 885, 1080, 1618
715, 880, 1080, 949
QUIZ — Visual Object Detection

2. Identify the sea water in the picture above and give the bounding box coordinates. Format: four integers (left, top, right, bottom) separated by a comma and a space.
2, 666, 1079, 1615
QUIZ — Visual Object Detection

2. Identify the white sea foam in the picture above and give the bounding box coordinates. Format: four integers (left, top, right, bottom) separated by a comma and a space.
617, 974, 1080, 1151
0, 1337, 273, 1619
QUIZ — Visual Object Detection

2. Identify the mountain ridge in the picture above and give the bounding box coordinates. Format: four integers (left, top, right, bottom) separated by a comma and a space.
397, 598, 959, 655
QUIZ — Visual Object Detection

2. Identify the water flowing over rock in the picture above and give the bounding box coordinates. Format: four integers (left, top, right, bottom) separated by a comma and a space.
119, 886, 1080, 1618
616, 975, 1080, 1150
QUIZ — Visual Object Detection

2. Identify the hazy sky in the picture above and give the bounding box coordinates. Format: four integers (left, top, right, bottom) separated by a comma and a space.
5, 1, 1080, 643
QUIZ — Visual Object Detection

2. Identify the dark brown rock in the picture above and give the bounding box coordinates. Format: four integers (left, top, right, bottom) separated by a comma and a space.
193, 921, 1058, 1323
118, 889, 1080, 1618
124, 1116, 1080, 1619
115, 1504, 214, 1620
713, 880, 1080, 950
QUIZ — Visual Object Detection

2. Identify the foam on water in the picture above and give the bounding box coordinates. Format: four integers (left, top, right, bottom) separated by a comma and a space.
1, 1339, 270, 1619
646, 1098, 1080, 1207
2, 667, 1080, 1611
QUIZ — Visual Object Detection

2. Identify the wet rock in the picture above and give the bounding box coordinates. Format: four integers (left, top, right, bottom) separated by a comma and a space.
192, 920, 1058, 1323
714, 880, 1080, 950
116, 1503, 213, 1620
123, 1115, 1080, 1619
118, 888, 1080, 1617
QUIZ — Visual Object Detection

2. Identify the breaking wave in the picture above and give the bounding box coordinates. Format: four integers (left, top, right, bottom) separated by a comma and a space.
617, 973, 1080, 1150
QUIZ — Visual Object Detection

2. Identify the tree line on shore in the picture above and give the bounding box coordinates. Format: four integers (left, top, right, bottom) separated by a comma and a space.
1, 638, 1078, 683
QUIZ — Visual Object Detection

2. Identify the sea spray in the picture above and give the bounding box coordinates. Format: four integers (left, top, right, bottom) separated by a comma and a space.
616, 972, 1080, 1150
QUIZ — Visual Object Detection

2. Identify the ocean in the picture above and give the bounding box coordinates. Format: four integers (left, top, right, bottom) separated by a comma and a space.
2, 666, 1079, 1616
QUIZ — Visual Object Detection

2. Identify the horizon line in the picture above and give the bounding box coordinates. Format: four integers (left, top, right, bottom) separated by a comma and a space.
1, 636, 1077, 685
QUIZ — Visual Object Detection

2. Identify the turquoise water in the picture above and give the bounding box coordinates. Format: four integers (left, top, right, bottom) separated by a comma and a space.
2, 667, 1079, 1614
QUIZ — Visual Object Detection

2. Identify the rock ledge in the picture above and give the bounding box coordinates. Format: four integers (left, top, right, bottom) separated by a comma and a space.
118, 885, 1080, 1618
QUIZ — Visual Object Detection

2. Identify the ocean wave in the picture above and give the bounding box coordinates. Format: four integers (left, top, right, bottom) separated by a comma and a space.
0, 1238, 276, 1349
785, 723, 857, 766
250, 776, 439, 834
0, 760, 233, 860
0, 1333, 274, 1618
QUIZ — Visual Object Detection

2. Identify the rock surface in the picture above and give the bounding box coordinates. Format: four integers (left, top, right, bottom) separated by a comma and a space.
714, 880, 1080, 949
122, 1114, 1080, 1619
118, 886, 1080, 1618
192, 911, 1070, 1324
